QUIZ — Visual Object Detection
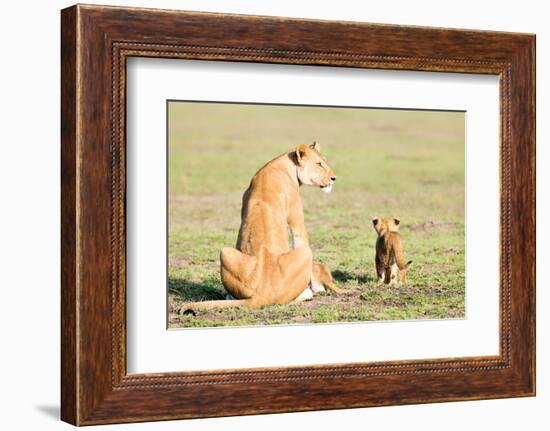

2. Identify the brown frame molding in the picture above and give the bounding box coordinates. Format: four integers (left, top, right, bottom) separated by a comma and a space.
61, 4, 535, 425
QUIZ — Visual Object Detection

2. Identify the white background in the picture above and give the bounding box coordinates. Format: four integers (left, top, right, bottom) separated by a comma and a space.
127, 59, 499, 373
0, 0, 546, 430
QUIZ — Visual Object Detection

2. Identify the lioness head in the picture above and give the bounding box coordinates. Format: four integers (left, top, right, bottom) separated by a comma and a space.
372, 217, 400, 235
294, 142, 337, 193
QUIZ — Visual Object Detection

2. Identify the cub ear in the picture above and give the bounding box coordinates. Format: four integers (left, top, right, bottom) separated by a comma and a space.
295, 144, 309, 165
406, 260, 413, 268
310, 141, 320, 151
393, 218, 401, 226
372, 217, 380, 228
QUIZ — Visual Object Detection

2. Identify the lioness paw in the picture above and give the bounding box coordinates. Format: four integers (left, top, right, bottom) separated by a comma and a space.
294, 288, 314, 302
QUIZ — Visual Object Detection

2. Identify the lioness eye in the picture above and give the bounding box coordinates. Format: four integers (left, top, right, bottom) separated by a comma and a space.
317, 162, 324, 168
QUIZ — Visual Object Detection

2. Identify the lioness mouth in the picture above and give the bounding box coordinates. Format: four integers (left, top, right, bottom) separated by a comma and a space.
321, 184, 333, 193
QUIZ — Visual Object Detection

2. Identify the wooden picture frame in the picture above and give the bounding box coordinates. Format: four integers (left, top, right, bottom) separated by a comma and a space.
61, 4, 535, 425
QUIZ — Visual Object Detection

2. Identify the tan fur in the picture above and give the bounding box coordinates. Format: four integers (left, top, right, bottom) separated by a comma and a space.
372, 217, 412, 286
313, 262, 345, 294
180, 142, 341, 313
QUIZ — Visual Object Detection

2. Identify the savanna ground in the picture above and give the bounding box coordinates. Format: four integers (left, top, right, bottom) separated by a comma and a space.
168, 102, 465, 328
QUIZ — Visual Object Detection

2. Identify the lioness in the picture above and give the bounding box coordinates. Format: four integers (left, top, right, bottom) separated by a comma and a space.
372, 217, 412, 285
180, 142, 341, 313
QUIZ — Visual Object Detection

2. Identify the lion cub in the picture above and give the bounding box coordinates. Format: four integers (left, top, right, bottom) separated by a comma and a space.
372, 217, 412, 285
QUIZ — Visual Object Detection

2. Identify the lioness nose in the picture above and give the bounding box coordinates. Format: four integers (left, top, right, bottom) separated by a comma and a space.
330, 176, 337, 181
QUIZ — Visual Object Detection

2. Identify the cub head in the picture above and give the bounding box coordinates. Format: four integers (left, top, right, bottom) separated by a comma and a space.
294, 142, 336, 193
372, 217, 401, 235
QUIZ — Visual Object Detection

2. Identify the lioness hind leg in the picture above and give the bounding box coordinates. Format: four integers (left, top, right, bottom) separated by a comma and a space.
220, 247, 258, 299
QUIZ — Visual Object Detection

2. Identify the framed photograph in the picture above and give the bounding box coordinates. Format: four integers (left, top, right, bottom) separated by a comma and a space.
61, 4, 535, 425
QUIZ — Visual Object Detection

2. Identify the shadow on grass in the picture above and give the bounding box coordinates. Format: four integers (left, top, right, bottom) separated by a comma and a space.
332, 269, 375, 284
169, 276, 225, 302
169, 271, 374, 303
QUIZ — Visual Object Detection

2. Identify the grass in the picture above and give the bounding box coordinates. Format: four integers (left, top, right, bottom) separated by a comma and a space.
167, 102, 465, 328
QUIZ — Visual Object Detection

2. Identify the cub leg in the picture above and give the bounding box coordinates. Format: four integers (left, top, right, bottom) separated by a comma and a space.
385, 264, 399, 286
375, 254, 385, 283
384, 266, 392, 284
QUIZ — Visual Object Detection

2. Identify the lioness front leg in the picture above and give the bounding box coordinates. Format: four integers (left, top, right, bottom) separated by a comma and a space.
290, 230, 323, 293
270, 245, 314, 305
287, 207, 324, 293
289, 227, 342, 294
288, 214, 325, 294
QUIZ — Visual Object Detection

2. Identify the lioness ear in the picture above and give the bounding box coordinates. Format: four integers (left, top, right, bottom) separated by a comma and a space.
295, 144, 309, 165
310, 141, 320, 151
372, 217, 380, 228
393, 218, 401, 226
